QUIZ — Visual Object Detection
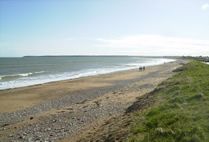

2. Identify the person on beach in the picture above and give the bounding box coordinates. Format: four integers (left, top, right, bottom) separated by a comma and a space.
139, 66, 145, 71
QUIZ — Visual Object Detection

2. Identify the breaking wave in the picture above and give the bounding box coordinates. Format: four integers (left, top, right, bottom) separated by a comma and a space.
0, 71, 46, 80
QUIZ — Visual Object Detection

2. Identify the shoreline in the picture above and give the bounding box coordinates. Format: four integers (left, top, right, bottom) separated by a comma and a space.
0, 60, 176, 114
0, 58, 175, 91
0, 67, 139, 92
0, 59, 188, 141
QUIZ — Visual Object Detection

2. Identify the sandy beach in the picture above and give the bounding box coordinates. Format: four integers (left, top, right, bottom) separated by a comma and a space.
0, 59, 188, 141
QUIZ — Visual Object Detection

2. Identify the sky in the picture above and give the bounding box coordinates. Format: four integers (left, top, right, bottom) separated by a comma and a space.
0, 0, 209, 57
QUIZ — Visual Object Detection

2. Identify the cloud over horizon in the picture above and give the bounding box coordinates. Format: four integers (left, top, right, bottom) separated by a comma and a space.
95, 35, 209, 56
201, 4, 209, 10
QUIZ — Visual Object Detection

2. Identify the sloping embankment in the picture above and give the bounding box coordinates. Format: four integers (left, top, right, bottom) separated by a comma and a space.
78, 61, 209, 142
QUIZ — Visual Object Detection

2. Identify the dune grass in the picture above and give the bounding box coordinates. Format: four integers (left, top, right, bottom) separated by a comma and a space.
128, 61, 209, 142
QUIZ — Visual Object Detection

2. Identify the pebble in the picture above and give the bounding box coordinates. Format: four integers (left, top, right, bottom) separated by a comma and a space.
18, 135, 24, 139
9, 134, 14, 137
0, 87, 132, 141
30, 117, 34, 120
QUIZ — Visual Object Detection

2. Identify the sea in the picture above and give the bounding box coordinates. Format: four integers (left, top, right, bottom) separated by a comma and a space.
0, 56, 175, 90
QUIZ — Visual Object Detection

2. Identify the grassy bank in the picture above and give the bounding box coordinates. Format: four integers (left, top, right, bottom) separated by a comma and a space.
106, 61, 209, 142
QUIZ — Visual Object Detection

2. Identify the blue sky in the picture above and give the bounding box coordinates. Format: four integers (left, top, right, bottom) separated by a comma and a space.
0, 0, 209, 57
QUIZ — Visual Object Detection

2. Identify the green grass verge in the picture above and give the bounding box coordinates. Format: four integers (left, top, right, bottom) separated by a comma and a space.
129, 61, 209, 142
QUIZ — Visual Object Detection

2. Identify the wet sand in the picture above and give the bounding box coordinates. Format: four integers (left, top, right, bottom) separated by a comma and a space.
0, 59, 188, 141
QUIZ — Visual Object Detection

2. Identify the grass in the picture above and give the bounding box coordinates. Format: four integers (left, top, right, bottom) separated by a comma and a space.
102, 61, 209, 142
128, 61, 209, 142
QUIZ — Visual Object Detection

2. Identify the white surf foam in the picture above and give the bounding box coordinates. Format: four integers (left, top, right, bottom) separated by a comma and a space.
0, 58, 175, 90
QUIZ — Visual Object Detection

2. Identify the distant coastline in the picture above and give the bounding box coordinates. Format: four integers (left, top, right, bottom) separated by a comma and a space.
23, 55, 180, 58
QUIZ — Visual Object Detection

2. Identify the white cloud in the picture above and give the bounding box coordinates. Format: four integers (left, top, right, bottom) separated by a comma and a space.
96, 35, 209, 56
10, 35, 208, 57
201, 4, 209, 10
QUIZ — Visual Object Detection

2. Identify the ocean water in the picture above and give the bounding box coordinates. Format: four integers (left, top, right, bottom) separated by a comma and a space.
0, 56, 175, 90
